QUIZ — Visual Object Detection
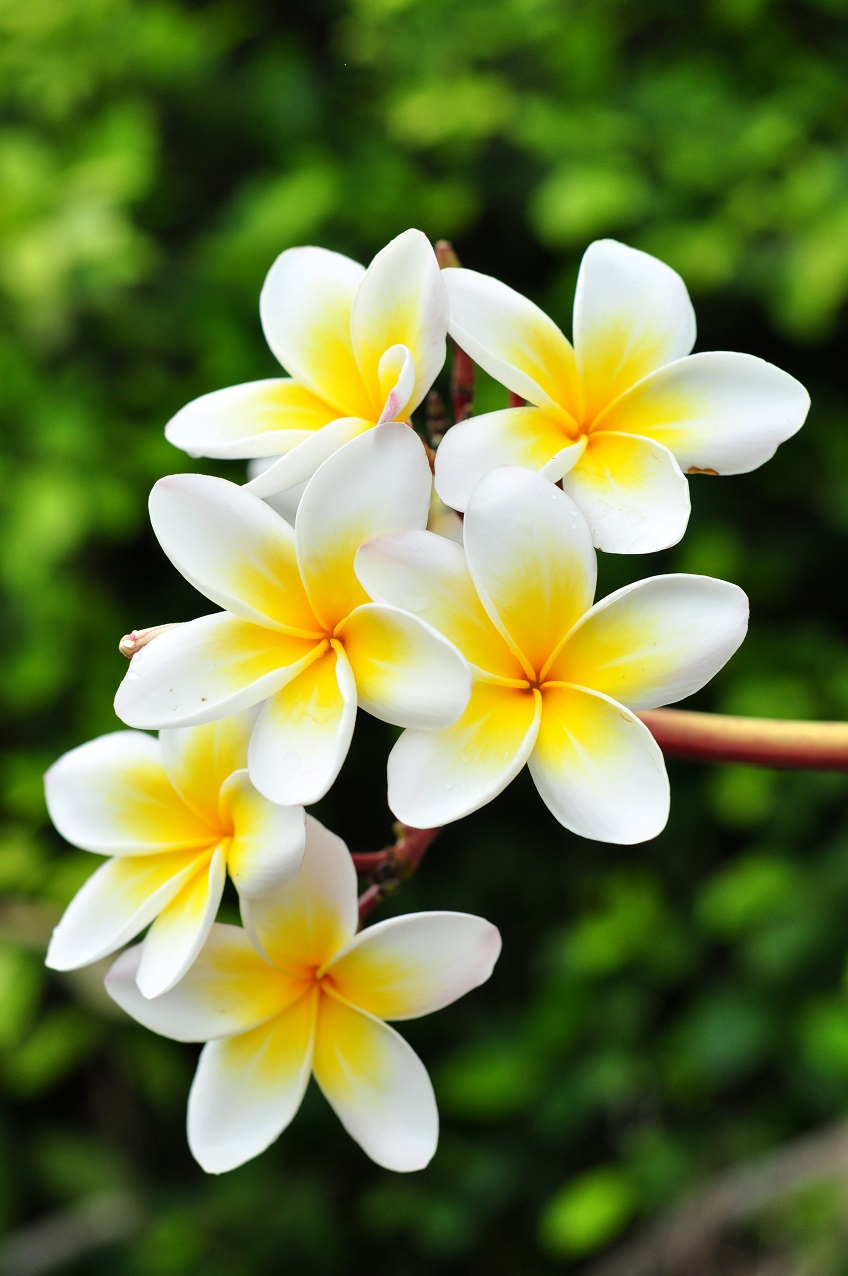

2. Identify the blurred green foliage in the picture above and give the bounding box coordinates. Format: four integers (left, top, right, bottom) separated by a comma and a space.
4, 0, 848, 1271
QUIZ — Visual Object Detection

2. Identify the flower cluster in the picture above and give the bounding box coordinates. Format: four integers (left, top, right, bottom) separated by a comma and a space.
45, 229, 808, 1172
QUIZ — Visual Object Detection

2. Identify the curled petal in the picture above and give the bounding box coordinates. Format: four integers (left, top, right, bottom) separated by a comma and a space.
45, 731, 212, 856
114, 613, 321, 730
326, 912, 501, 1021
547, 574, 748, 709
135, 844, 228, 998
574, 239, 696, 420
149, 475, 319, 635
313, 994, 438, 1172
188, 990, 317, 1173
105, 924, 304, 1042
219, 770, 306, 898
561, 430, 690, 554
165, 379, 338, 460
529, 685, 669, 843
593, 350, 810, 475
340, 603, 470, 729
247, 645, 357, 806
260, 246, 372, 417
443, 267, 579, 414
376, 344, 416, 423
388, 681, 542, 827
434, 407, 584, 513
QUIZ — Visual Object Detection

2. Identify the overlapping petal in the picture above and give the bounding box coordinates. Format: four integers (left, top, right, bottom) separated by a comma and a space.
326, 912, 502, 1021
388, 681, 542, 827
259, 245, 372, 417
546, 574, 748, 709
313, 994, 438, 1172
351, 229, 448, 416
246, 644, 356, 806
188, 990, 317, 1174
529, 685, 669, 843
434, 407, 585, 513
355, 530, 524, 681
44, 731, 214, 855
464, 468, 597, 675
135, 845, 227, 998
114, 613, 320, 730
443, 266, 579, 414
149, 475, 320, 635
340, 603, 470, 728
219, 770, 306, 898
574, 239, 696, 421
245, 416, 373, 498
158, 712, 256, 826
295, 422, 432, 631
105, 925, 304, 1042
164, 379, 339, 460
593, 350, 811, 474
241, 816, 357, 973
561, 430, 690, 553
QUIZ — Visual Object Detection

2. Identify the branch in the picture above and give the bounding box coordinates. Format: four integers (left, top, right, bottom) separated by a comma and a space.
639, 708, 848, 770
355, 824, 442, 924
434, 240, 475, 426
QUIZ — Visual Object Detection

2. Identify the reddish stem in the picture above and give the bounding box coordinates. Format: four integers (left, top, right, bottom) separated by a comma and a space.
507, 391, 524, 408
434, 240, 475, 426
639, 708, 848, 770
355, 825, 442, 924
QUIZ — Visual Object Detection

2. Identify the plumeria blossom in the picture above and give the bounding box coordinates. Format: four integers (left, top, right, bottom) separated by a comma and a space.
356, 466, 749, 843
105, 816, 501, 1173
435, 239, 810, 553
114, 424, 471, 806
165, 229, 448, 496
44, 710, 305, 998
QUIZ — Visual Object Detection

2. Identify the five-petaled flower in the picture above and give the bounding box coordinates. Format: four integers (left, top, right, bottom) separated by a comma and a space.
114, 424, 471, 806
165, 229, 448, 498
357, 466, 749, 843
435, 239, 810, 553
45, 711, 305, 998
105, 816, 502, 1173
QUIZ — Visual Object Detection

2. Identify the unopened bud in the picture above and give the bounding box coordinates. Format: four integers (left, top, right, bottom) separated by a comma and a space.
434, 240, 461, 270
118, 623, 180, 660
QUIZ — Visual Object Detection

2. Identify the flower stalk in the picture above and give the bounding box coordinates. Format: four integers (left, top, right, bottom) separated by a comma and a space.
639, 708, 848, 770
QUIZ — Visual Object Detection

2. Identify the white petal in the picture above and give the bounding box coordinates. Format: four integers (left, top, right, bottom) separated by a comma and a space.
547, 574, 749, 709
135, 845, 227, 998
260, 246, 373, 418
340, 603, 470, 728
593, 350, 810, 475
105, 924, 306, 1041
325, 912, 501, 1021
529, 685, 669, 844
45, 731, 213, 856
240, 815, 357, 973
443, 266, 579, 414
574, 239, 696, 421
165, 379, 339, 460
376, 344, 416, 423
219, 770, 306, 898
313, 994, 438, 1172
464, 467, 597, 676
388, 681, 542, 827
46, 849, 204, 970
351, 230, 448, 416
434, 407, 585, 513
247, 645, 357, 806
248, 464, 306, 524
245, 417, 373, 497
159, 710, 258, 824
561, 430, 690, 553
114, 613, 322, 730
188, 991, 317, 1173
149, 474, 319, 634
295, 421, 432, 631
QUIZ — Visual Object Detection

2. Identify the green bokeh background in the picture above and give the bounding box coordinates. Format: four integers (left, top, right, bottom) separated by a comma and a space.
4, 0, 848, 1271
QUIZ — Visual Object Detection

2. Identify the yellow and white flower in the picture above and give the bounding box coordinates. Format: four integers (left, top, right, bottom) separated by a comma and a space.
45, 711, 305, 998
105, 815, 501, 1173
165, 229, 448, 496
114, 424, 471, 806
356, 466, 749, 843
435, 239, 810, 552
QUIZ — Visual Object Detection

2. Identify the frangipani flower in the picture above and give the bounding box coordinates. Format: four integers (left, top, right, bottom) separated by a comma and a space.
435, 239, 810, 553
44, 711, 305, 998
106, 816, 501, 1173
356, 466, 749, 842
165, 229, 448, 497
114, 425, 471, 806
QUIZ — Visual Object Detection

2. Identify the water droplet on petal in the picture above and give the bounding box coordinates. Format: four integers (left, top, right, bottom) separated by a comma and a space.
127, 672, 138, 681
